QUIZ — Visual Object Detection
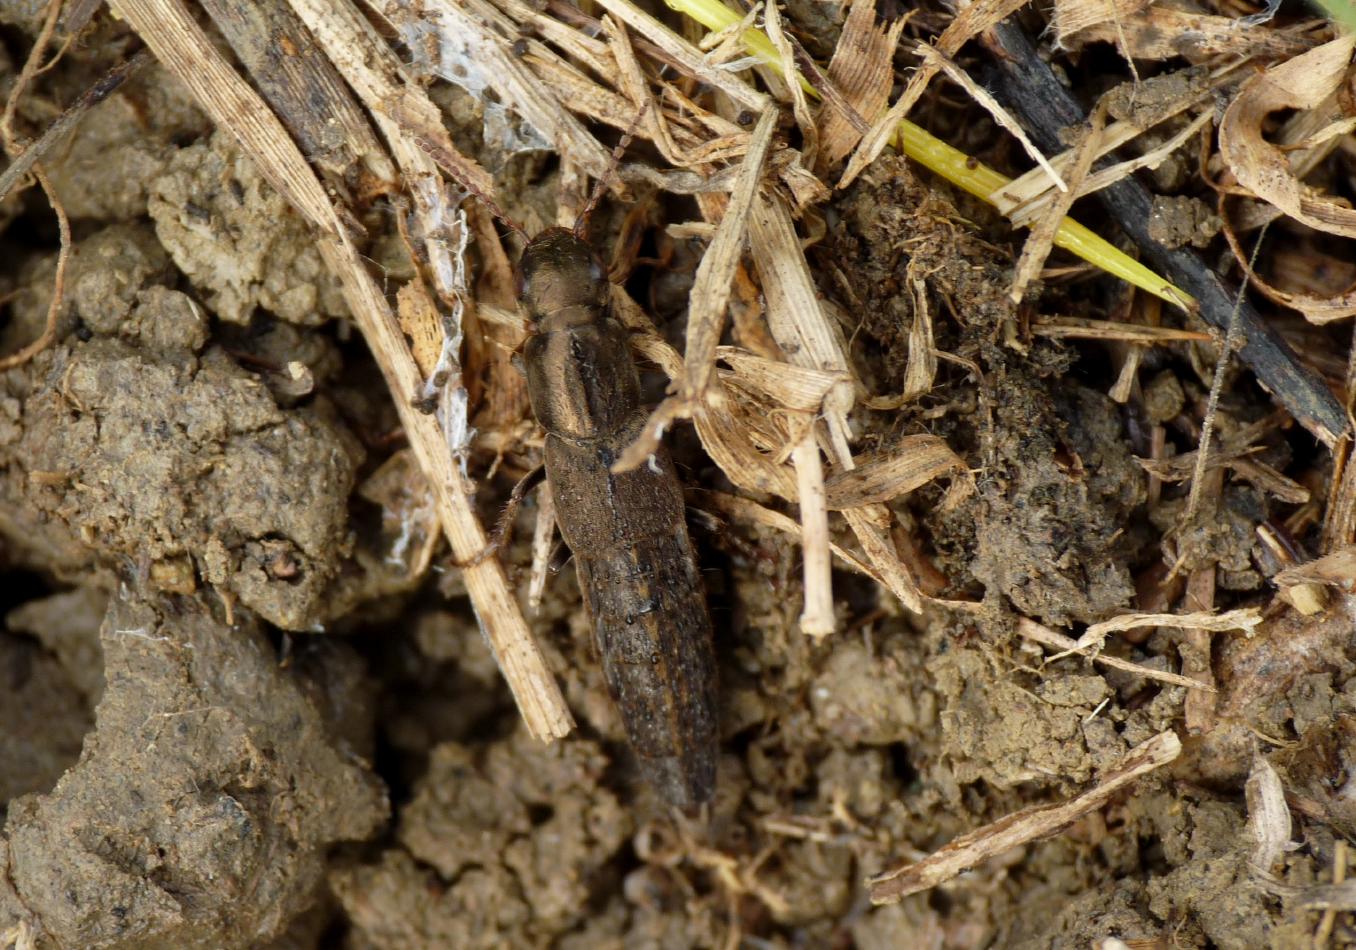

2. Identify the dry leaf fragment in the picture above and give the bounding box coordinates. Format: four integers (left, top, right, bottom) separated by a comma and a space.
1074, 607, 1263, 652
842, 505, 923, 613
202, 0, 396, 186
1219, 35, 1356, 240
1056, 0, 1311, 61
1010, 102, 1105, 303
1017, 617, 1214, 690
705, 490, 885, 583
1275, 546, 1356, 592
902, 274, 937, 401
1220, 198, 1356, 324
868, 731, 1182, 902
1004, 111, 1213, 231
718, 348, 845, 411
396, 279, 444, 378
1031, 316, 1209, 342
839, 0, 1033, 189
686, 109, 777, 399
921, 45, 1067, 195
1245, 750, 1292, 875
1080, 9, 1310, 61
823, 435, 969, 509
604, 16, 727, 166
493, 0, 614, 76
590, 0, 770, 112
764, 0, 817, 171
693, 397, 799, 500
748, 191, 856, 459
1050, 0, 1152, 41
1137, 446, 1310, 504
819, 0, 908, 170
375, 0, 615, 179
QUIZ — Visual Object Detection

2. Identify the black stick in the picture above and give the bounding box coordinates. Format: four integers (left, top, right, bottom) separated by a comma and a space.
982, 20, 1348, 447
0, 47, 152, 206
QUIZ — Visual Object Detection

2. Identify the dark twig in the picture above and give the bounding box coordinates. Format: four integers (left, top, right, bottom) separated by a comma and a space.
198, 0, 387, 185
0, 47, 152, 205
982, 20, 1348, 447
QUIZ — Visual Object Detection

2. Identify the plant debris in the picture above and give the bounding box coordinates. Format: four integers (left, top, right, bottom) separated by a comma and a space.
4, 0, 1356, 945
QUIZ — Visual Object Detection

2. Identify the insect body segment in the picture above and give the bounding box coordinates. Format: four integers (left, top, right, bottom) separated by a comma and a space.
520, 227, 718, 807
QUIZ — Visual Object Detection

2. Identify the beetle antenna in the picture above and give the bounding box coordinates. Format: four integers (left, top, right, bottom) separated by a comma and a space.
574, 101, 650, 240
459, 181, 528, 240
437, 160, 527, 240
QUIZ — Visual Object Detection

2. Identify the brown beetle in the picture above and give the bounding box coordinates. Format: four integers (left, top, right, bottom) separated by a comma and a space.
517, 226, 718, 808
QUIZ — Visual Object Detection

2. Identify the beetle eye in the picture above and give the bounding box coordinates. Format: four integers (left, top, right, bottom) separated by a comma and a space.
514, 267, 527, 301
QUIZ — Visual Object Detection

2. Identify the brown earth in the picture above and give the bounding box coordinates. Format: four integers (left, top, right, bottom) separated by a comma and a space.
1, 7, 1353, 950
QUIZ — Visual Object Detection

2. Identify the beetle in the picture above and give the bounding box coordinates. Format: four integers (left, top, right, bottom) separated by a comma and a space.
516, 225, 718, 808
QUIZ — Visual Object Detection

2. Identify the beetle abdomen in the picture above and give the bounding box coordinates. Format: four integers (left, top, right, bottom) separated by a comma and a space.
546, 430, 718, 807
575, 530, 717, 807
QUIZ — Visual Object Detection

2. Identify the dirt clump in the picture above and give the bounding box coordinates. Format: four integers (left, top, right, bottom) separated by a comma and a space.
0, 592, 386, 949
0, 632, 91, 802
1148, 194, 1223, 250
147, 130, 346, 326
43, 63, 210, 223
2, 258, 357, 627
966, 376, 1144, 625
332, 731, 630, 948
0, 216, 429, 629
830, 157, 1146, 625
